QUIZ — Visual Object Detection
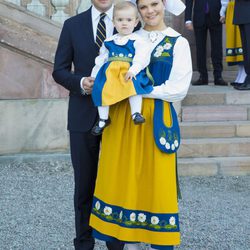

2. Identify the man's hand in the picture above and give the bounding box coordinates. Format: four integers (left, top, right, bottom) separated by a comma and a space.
125, 72, 136, 82
185, 22, 194, 31
81, 77, 95, 94
220, 16, 226, 23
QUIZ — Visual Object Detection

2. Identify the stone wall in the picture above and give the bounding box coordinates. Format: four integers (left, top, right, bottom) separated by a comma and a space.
0, 1, 69, 155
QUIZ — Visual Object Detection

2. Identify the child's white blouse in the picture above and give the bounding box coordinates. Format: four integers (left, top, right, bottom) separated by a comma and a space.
91, 33, 151, 78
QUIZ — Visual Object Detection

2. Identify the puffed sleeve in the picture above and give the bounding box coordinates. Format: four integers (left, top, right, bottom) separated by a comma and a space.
128, 37, 151, 76
91, 43, 109, 77
220, 0, 229, 17
143, 36, 192, 102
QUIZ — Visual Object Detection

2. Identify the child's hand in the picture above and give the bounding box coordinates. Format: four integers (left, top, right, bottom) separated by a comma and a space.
125, 72, 136, 82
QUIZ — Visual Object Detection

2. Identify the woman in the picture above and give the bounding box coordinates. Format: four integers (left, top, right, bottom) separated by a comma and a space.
89, 0, 192, 249
220, 0, 246, 86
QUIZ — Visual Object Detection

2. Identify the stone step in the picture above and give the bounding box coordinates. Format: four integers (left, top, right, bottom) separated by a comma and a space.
179, 138, 250, 158
182, 105, 249, 122
180, 121, 250, 139
183, 85, 250, 106
178, 156, 250, 176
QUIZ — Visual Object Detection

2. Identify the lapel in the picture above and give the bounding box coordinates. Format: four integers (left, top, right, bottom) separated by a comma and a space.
83, 7, 95, 45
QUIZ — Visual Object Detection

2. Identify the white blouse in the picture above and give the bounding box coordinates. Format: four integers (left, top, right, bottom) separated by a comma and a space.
220, 0, 229, 17
136, 27, 192, 103
91, 33, 151, 78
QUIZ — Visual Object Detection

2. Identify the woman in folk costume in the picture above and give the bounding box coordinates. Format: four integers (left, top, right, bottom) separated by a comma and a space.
91, 1, 153, 136
89, 0, 192, 249
220, 0, 246, 86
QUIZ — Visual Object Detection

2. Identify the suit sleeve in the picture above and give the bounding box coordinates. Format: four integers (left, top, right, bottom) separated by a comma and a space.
52, 21, 83, 94
185, 0, 194, 21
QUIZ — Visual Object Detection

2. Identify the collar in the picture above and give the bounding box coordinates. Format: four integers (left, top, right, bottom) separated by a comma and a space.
137, 27, 181, 38
91, 4, 113, 22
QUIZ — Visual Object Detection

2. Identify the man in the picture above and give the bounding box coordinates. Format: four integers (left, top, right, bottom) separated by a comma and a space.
52, 1, 124, 249
233, 0, 250, 91
185, 0, 228, 86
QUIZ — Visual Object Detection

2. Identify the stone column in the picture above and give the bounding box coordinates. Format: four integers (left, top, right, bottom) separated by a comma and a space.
27, 0, 46, 16
77, 0, 91, 14
51, 0, 69, 23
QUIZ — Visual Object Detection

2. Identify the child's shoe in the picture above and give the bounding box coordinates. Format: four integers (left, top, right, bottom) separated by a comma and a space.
132, 112, 145, 124
91, 117, 111, 136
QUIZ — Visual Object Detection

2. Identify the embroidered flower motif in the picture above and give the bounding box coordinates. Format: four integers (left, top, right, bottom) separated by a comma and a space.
165, 142, 171, 150
119, 211, 123, 219
156, 45, 164, 53
130, 212, 136, 222
169, 216, 176, 226
154, 51, 162, 58
95, 201, 100, 210
159, 137, 166, 145
151, 216, 160, 225
104, 206, 112, 216
171, 144, 175, 151
174, 140, 179, 147
163, 43, 172, 50
228, 49, 233, 54
128, 53, 133, 58
138, 213, 146, 223
119, 53, 124, 57
154, 45, 165, 57
238, 48, 243, 53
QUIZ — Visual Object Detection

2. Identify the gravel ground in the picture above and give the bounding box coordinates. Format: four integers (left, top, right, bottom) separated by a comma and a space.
0, 159, 249, 250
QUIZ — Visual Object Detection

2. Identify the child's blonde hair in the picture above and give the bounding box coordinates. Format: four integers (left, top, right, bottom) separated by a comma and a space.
113, 1, 138, 18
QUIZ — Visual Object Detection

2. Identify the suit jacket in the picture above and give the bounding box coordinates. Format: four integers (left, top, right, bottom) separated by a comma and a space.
53, 8, 101, 132
185, 0, 222, 27
233, 0, 250, 25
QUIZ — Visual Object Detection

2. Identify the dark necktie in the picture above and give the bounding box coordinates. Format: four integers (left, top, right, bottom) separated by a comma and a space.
96, 13, 106, 48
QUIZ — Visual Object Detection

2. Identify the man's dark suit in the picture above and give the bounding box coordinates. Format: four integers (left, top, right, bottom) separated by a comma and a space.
52, 7, 123, 250
233, 0, 250, 86
185, 0, 223, 81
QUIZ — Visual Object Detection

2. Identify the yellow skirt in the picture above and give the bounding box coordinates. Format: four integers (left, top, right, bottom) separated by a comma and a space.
102, 61, 136, 106
225, 1, 244, 64
90, 98, 180, 246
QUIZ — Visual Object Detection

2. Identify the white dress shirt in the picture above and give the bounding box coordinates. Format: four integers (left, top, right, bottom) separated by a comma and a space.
220, 0, 229, 17
91, 5, 114, 42
80, 5, 114, 92
136, 27, 192, 103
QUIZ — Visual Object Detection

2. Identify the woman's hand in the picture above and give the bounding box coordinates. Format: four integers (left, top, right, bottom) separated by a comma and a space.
185, 22, 194, 31
220, 16, 226, 23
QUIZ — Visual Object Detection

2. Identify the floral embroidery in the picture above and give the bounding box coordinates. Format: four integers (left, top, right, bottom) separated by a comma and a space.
238, 48, 243, 53
130, 212, 136, 222
169, 216, 176, 226
95, 201, 100, 210
92, 197, 179, 232
119, 211, 123, 219
153, 37, 172, 58
138, 213, 147, 223
151, 216, 160, 225
104, 206, 112, 215
158, 128, 179, 153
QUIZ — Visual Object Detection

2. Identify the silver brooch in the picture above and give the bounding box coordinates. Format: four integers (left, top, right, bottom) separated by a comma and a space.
148, 31, 159, 43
